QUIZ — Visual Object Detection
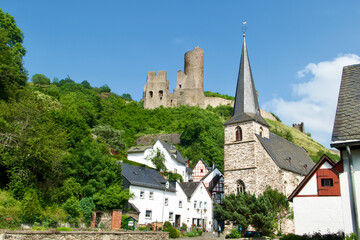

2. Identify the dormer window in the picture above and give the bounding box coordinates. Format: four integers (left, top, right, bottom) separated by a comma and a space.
235, 126, 242, 141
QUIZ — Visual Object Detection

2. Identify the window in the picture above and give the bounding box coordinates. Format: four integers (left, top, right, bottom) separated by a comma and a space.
169, 212, 174, 221
259, 127, 263, 137
237, 180, 245, 195
165, 198, 168, 206
179, 84, 182, 89
204, 202, 207, 209
235, 126, 242, 141
159, 90, 163, 97
321, 178, 334, 187
199, 201, 202, 208
194, 200, 197, 209
200, 169, 203, 173
140, 190, 144, 199
149, 192, 154, 200
149, 91, 153, 98
145, 210, 152, 219
179, 200, 182, 208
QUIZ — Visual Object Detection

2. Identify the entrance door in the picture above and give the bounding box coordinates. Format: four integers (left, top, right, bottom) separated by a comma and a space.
175, 215, 181, 228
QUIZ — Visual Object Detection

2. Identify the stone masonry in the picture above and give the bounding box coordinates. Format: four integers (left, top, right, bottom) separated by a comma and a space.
3, 231, 169, 240
143, 47, 234, 109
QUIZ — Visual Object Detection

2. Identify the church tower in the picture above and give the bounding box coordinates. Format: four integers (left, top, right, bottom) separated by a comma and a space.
224, 34, 270, 196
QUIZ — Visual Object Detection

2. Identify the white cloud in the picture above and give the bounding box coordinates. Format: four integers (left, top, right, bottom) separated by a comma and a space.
264, 54, 360, 148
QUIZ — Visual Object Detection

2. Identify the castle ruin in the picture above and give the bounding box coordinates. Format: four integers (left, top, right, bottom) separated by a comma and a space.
143, 47, 233, 109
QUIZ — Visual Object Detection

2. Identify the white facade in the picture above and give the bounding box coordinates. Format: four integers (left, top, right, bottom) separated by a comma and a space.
293, 197, 344, 235
127, 140, 191, 182
291, 157, 344, 235
128, 182, 213, 231
338, 148, 360, 234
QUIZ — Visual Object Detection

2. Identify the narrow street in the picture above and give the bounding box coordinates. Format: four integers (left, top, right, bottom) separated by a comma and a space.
178, 231, 227, 240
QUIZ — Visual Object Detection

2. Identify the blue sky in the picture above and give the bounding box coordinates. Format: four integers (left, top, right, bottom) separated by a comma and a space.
2, 1, 360, 148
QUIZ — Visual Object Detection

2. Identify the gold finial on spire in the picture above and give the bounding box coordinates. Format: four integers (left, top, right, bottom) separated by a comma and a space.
242, 21, 247, 37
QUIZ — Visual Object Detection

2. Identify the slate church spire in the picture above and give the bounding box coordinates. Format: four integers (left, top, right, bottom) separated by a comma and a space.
225, 34, 268, 127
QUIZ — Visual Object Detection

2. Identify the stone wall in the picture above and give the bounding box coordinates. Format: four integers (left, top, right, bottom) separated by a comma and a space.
3, 231, 169, 240
135, 133, 181, 145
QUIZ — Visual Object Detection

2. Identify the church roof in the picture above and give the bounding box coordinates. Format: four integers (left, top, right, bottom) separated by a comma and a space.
331, 64, 360, 148
256, 133, 315, 176
225, 35, 268, 127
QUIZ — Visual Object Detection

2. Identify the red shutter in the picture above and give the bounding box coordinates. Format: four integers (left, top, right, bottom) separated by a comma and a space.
316, 169, 340, 196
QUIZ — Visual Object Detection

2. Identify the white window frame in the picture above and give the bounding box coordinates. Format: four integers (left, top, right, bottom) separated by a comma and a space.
204, 201, 207, 209
145, 210, 152, 219
194, 200, 197, 209
140, 190, 144, 199
199, 201, 202, 208
149, 191, 154, 200
165, 198, 168, 206
169, 212, 174, 221
179, 200, 182, 208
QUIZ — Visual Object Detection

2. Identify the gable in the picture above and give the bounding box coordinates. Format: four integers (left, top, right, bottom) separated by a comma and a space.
289, 155, 340, 201
192, 160, 209, 181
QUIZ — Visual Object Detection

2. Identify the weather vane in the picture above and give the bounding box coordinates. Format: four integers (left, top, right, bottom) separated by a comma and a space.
242, 21, 247, 37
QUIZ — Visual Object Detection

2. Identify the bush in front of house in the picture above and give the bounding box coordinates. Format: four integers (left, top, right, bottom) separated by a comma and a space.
56, 226, 73, 231
163, 221, 172, 229
166, 227, 180, 238
226, 228, 242, 239
138, 226, 150, 231
280, 232, 344, 240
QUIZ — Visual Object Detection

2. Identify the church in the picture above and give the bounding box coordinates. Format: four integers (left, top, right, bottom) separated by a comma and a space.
223, 34, 315, 199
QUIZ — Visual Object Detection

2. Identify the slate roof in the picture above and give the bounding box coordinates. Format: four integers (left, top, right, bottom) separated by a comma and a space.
256, 133, 315, 176
127, 145, 152, 153
225, 36, 269, 127
122, 163, 176, 192
160, 140, 188, 165
331, 64, 360, 147
178, 182, 201, 198
207, 174, 222, 192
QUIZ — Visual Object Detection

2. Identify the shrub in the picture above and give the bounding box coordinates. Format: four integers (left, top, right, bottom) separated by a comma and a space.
166, 227, 180, 238
198, 230, 203, 236
180, 223, 187, 231
121, 214, 129, 229
31, 222, 46, 231
56, 226, 73, 231
163, 221, 172, 229
226, 228, 242, 238
184, 230, 197, 237
138, 226, 150, 231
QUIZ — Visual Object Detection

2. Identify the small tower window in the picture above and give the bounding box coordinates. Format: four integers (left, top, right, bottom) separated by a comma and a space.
237, 180, 245, 195
159, 90, 163, 97
235, 126, 242, 141
149, 91, 153, 98
179, 84, 182, 89
259, 127, 263, 137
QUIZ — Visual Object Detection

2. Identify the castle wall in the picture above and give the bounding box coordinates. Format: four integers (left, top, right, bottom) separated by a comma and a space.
204, 97, 233, 108
143, 71, 171, 109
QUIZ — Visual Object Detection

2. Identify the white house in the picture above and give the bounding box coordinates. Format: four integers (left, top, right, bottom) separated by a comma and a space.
288, 155, 344, 235
122, 163, 213, 231
178, 181, 213, 230
127, 140, 192, 182
331, 63, 360, 236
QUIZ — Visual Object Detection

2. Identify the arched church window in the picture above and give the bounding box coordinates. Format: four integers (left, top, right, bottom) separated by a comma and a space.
237, 180, 245, 195
149, 91, 153, 98
259, 127, 263, 137
235, 126, 242, 141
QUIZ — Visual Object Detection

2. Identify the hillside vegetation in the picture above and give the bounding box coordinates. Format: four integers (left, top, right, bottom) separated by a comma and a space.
265, 118, 340, 162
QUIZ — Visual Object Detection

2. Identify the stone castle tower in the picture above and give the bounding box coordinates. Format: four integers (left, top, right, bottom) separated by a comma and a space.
143, 47, 233, 109
224, 35, 314, 201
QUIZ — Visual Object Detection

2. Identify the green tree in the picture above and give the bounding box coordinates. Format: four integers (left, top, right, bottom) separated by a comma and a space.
22, 189, 43, 223
91, 125, 126, 153
62, 196, 81, 226
0, 9, 27, 100
263, 186, 291, 234
31, 74, 50, 85
147, 148, 167, 172
214, 191, 277, 236
79, 197, 95, 225
0, 89, 67, 199
93, 184, 132, 210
